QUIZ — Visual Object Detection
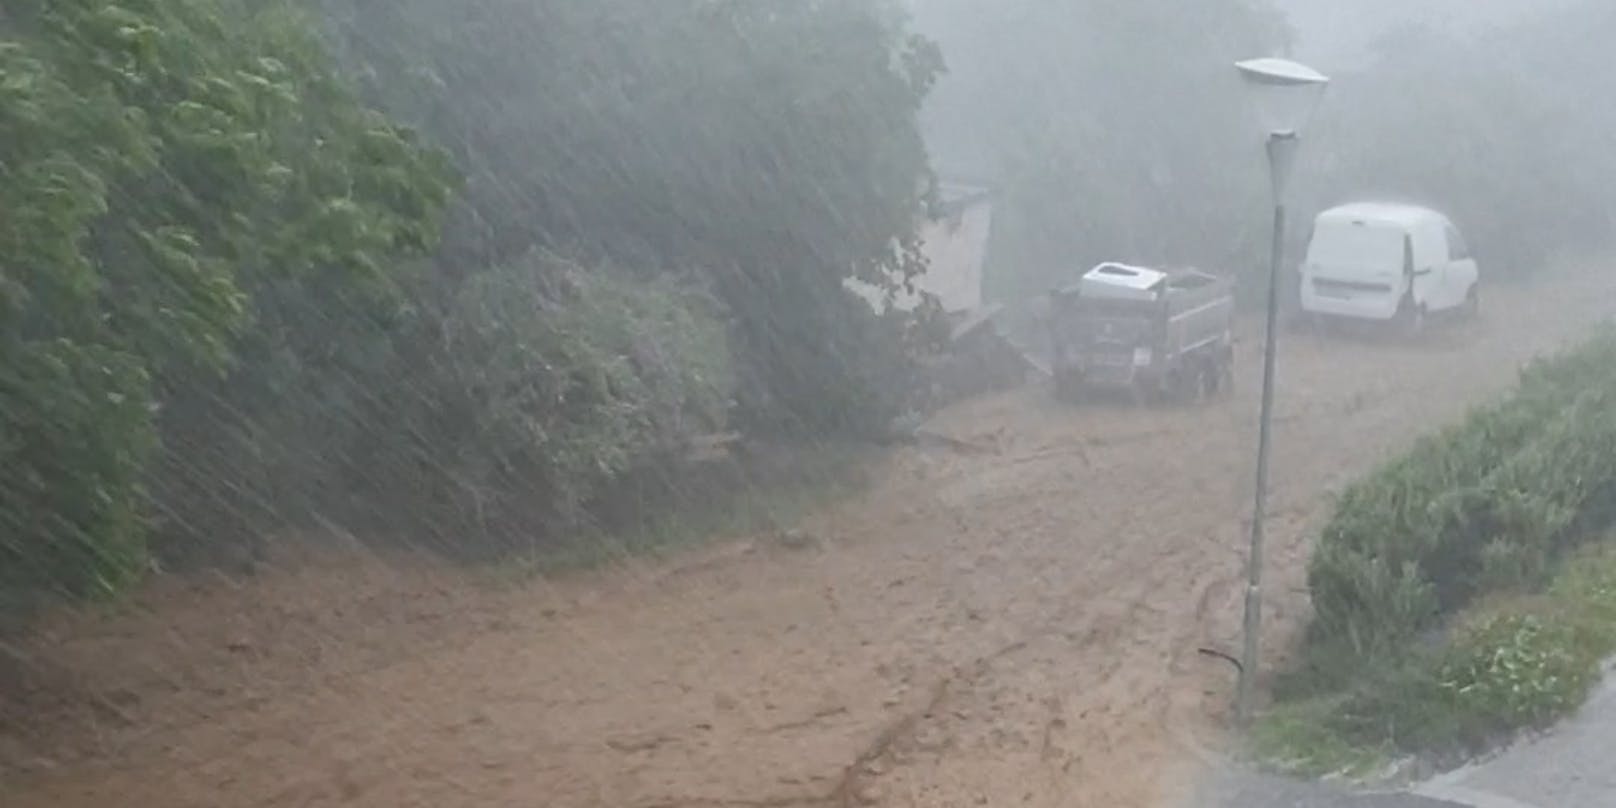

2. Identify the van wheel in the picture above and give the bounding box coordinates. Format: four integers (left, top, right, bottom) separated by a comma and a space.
1396, 296, 1427, 339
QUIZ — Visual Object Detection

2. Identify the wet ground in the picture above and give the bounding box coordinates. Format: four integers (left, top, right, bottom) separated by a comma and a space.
3, 267, 1613, 807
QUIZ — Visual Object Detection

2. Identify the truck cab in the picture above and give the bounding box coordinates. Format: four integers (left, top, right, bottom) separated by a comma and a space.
1049, 263, 1234, 404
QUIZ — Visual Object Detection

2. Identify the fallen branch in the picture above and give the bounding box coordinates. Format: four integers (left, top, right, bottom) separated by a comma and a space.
1197, 647, 1242, 674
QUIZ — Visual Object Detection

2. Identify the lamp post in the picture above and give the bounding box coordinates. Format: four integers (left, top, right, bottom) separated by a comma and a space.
1233, 57, 1329, 725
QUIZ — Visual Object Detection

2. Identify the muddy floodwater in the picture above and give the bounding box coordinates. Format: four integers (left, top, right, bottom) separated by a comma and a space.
4, 267, 1613, 807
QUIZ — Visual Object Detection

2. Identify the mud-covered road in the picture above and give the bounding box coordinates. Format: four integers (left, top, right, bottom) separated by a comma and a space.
4, 267, 1613, 808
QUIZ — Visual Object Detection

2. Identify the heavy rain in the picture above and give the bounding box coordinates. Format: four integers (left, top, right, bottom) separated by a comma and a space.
3, 1, 1616, 806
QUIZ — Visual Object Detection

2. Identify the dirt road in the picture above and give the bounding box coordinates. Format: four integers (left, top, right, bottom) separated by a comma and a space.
3, 268, 1613, 808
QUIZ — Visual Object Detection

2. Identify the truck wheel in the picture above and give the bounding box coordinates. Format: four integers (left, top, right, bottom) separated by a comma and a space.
1130, 380, 1154, 408
1201, 356, 1230, 400
1166, 366, 1200, 406
1166, 372, 1186, 405
1197, 362, 1218, 402
1054, 370, 1081, 404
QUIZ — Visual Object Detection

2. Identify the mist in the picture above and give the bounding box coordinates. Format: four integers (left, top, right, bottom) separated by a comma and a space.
910, 0, 1616, 310
1276, 0, 1581, 70
4, 2, 1616, 808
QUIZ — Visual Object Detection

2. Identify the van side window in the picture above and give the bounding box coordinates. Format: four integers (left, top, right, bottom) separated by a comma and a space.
1446, 225, 1470, 261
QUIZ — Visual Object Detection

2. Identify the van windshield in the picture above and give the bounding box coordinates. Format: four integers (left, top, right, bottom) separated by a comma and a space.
1306, 223, 1405, 270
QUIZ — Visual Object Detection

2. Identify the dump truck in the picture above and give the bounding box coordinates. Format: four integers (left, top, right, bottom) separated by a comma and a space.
1048, 263, 1235, 404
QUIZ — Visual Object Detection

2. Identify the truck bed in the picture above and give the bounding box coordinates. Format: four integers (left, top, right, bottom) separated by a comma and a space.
1048, 268, 1235, 397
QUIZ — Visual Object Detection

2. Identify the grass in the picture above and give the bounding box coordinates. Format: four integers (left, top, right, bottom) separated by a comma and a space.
1254, 539, 1616, 779
490, 439, 875, 580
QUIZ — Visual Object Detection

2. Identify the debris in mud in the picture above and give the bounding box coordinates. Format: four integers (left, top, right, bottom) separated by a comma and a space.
1196, 647, 1242, 674
775, 529, 823, 551
853, 781, 885, 804
908, 428, 998, 455
605, 733, 676, 753
9, 273, 1614, 807
763, 705, 849, 734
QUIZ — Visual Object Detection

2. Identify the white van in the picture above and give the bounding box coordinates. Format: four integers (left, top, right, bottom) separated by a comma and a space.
1298, 202, 1480, 331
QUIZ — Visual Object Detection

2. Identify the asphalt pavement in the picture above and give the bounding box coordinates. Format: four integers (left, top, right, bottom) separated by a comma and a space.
1194, 674, 1616, 808
1411, 675, 1616, 808
1191, 770, 1463, 808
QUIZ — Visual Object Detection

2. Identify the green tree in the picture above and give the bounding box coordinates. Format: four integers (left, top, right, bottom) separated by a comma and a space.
911, 0, 1287, 303
0, 0, 450, 596
419, 253, 736, 544
320, 0, 944, 435
1304, 4, 1616, 276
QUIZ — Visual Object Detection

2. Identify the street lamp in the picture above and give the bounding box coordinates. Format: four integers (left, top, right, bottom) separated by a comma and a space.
1233, 57, 1329, 725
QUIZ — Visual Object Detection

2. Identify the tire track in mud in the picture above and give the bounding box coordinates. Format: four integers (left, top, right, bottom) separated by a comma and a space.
791, 270, 1616, 808
3, 270, 1614, 808
812, 406, 1257, 808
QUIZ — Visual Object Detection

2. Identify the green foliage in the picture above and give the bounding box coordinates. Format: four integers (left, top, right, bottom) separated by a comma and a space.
321, 0, 942, 434
0, 0, 451, 594
1259, 545, 1616, 775
6, 0, 942, 602
523, 441, 871, 576
1307, 328, 1616, 655
918, 1, 1616, 313
429, 253, 735, 528
1252, 696, 1397, 779
1260, 332, 1616, 772
1259, 651, 1469, 778
912, 0, 1285, 303
1438, 612, 1599, 727
0, 342, 153, 597
1549, 544, 1616, 645
1301, 4, 1616, 277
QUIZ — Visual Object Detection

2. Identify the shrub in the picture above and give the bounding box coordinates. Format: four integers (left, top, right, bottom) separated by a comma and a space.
1307, 327, 1616, 654
0, 0, 450, 596
1438, 611, 1600, 729
380, 252, 736, 553
1547, 544, 1616, 650
0, 342, 154, 598
728, 272, 928, 438
1259, 594, 1610, 775
1262, 326, 1616, 771
321, 0, 941, 442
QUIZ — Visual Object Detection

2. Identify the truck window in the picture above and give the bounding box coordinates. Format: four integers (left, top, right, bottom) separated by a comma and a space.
1446, 224, 1470, 261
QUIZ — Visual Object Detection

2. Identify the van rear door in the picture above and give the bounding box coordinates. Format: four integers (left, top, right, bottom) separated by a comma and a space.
1299, 218, 1411, 320
1305, 222, 1404, 293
